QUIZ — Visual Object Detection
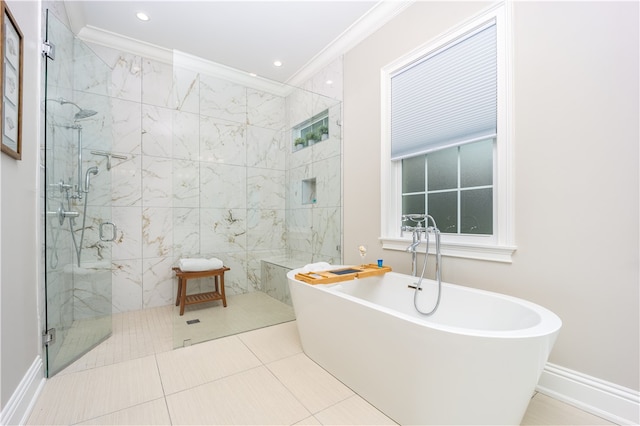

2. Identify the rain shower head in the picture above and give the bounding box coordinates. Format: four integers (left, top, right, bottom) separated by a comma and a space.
73, 108, 98, 120
55, 98, 98, 120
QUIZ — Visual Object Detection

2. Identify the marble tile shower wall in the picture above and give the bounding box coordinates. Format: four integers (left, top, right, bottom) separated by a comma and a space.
285, 91, 342, 265
83, 44, 343, 313
98, 54, 282, 312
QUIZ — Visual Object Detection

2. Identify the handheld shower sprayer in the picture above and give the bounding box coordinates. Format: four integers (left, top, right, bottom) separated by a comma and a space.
84, 166, 99, 193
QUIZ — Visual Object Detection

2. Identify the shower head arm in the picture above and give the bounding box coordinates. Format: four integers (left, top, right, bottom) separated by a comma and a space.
51, 98, 97, 120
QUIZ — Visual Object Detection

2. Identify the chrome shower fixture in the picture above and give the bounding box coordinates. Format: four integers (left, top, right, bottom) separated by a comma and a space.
54, 98, 98, 120
84, 166, 99, 193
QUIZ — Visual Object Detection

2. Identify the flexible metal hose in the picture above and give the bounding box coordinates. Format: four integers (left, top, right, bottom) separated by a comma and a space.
68, 191, 91, 267
413, 223, 442, 316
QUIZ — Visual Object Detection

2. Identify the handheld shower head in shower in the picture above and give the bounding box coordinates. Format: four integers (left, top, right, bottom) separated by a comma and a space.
84, 166, 99, 192
54, 98, 98, 120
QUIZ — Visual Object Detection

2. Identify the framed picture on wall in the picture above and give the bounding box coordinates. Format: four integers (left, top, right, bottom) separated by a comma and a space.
1, 0, 22, 160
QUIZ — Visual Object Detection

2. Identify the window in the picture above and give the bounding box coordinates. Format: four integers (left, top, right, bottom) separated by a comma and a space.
293, 110, 329, 151
381, 4, 515, 262
402, 139, 493, 235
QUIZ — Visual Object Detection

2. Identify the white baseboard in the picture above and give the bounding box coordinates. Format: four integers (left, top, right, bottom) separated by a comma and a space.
0, 356, 45, 426
537, 362, 640, 425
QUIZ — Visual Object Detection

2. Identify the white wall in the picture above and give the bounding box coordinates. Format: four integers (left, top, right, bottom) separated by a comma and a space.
344, 0, 638, 396
0, 0, 42, 416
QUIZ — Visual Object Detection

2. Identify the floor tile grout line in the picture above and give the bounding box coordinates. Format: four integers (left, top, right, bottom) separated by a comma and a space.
268, 354, 392, 424
235, 332, 269, 366
161, 362, 269, 399
153, 353, 175, 426
259, 358, 317, 425
68, 397, 169, 426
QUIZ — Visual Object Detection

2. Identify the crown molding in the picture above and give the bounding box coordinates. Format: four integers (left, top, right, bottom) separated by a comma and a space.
173, 51, 294, 97
286, 0, 414, 87
73, 1, 414, 95
78, 25, 173, 64
77, 25, 292, 95
63, 1, 84, 36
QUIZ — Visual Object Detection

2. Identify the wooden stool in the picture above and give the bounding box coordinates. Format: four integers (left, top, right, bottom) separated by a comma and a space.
172, 266, 230, 316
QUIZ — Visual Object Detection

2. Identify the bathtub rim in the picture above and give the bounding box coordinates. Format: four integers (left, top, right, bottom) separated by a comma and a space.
287, 268, 562, 339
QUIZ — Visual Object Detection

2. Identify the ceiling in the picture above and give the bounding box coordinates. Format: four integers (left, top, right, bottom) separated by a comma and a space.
64, 1, 400, 85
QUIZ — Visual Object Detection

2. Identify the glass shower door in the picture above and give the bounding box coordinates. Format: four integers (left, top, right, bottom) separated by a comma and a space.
43, 10, 113, 376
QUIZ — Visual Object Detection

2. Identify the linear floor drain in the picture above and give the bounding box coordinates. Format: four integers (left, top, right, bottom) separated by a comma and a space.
186, 319, 200, 325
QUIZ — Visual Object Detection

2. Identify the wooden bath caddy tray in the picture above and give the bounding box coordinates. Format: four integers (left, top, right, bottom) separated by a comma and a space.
295, 264, 392, 285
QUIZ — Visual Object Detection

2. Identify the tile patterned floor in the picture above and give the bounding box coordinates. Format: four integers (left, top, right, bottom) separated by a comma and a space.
28, 306, 617, 425
172, 291, 295, 348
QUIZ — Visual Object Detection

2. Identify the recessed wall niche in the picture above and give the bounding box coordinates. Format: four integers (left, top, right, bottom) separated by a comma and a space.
302, 178, 317, 205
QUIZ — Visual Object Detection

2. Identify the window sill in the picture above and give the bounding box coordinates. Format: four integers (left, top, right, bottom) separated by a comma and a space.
380, 237, 516, 263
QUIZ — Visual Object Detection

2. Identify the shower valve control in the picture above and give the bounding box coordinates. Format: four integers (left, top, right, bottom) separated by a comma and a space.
47, 203, 79, 225
49, 180, 72, 193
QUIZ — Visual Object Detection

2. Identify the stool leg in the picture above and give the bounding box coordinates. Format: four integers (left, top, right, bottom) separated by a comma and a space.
220, 273, 227, 307
179, 277, 187, 316
175, 278, 182, 306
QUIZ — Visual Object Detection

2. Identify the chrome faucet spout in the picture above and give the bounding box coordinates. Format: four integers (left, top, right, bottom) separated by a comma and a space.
401, 214, 440, 276
406, 240, 421, 252
404, 226, 424, 276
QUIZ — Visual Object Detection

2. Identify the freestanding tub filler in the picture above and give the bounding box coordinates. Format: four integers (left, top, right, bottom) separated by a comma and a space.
287, 269, 561, 425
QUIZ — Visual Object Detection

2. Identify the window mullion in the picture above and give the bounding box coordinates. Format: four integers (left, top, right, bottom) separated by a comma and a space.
457, 146, 461, 234
424, 155, 428, 215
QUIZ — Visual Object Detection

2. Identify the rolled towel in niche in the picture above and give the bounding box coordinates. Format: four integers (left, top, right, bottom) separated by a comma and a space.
178, 257, 224, 272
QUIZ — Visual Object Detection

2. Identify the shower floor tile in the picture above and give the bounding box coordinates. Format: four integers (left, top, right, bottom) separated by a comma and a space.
172, 291, 295, 348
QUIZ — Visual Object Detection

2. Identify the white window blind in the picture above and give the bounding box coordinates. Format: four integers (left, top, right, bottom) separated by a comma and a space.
391, 22, 497, 161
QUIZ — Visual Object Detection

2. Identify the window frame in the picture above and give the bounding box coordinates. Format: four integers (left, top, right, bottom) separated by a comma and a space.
380, 3, 516, 263
292, 110, 329, 151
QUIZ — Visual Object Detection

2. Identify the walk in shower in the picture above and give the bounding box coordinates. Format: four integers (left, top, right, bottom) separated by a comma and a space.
170, 52, 343, 347
43, 10, 114, 376
42, 6, 343, 368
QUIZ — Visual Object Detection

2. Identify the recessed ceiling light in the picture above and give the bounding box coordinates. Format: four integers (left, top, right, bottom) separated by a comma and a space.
136, 12, 150, 21
273, 60, 283, 67
249, 72, 258, 77
326, 80, 333, 85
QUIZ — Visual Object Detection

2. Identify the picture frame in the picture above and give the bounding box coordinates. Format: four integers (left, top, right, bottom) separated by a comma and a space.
1, 1, 22, 160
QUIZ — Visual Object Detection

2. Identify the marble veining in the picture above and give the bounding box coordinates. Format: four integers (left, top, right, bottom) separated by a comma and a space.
199, 116, 247, 165
200, 74, 247, 122
142, 59, 174, 108
247, 168, 286, 210
142, 207, 173, 258
142, 105, 173, 158
200, 163, 247, 209
173, 66, 199, 113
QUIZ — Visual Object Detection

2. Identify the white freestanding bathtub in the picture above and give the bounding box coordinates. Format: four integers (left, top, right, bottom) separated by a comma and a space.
287, 268, 561, 425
